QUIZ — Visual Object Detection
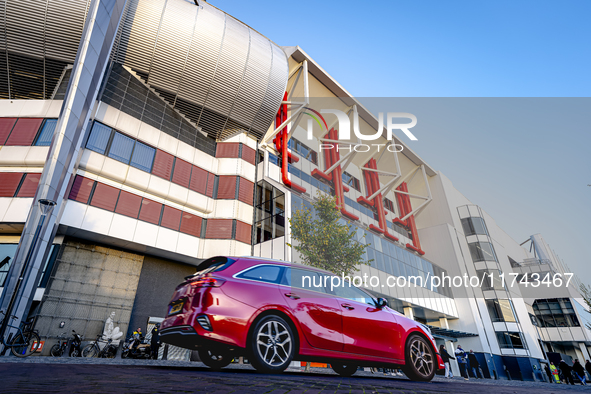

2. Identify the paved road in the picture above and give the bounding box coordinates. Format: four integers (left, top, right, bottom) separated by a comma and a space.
0, 358, 587, 394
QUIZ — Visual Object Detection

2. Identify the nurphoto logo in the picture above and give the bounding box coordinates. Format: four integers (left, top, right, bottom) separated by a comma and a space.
303, 106, 418, 153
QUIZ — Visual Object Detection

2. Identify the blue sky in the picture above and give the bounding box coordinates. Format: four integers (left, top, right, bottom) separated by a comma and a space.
213, 1, 590, 282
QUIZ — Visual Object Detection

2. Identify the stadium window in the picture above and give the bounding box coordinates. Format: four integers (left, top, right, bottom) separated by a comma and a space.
342, 171, 360, 191
86, 122, 113, 154
130, 140, 156, 172
108, 132, 135, 164
34, 119, 58, 146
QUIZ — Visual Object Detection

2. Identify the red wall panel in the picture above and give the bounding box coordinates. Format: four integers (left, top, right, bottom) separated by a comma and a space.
171, 158, 191, 188
238, 178, 254, 205
215, 142, 240, 158
16, 173, 41, 197
0, 172, 23, 197
151, 149, 174, 180
180, 213, 202, 237
90, 183, 120, 211
235, 221, 252, 244
138, 198, 163, 225
189, 166, 208, 194
205, 218, 233, 239
217, 176, 237, 199
69, 176, 95, 203
5, 118, 43, 146
0, 118, 17, 145
115, 190, 142, 218
161, 205, 182, 231
242, 145, 256, 165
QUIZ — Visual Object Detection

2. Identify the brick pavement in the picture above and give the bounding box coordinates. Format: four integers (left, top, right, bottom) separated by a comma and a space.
0, 358, 588, 394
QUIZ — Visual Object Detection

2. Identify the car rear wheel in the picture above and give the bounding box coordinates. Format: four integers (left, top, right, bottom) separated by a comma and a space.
331, 363, 358, 377
403, 335, 436, 381
198, 347, 233, 370
249, 315, 294, 373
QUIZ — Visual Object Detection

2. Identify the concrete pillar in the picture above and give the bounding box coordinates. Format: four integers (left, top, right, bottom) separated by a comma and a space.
439, 317, 449, 329
403, 307, 414, 321
0, 0, 128, 344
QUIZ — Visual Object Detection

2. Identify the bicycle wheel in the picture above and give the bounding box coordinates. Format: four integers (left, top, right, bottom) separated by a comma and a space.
82, 344, 98, 358
104, 345, 117, 359
11, 331, 40, 357
50, 344, 62, 357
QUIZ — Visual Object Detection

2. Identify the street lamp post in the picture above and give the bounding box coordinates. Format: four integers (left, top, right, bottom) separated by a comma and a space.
0, 199, 56, 343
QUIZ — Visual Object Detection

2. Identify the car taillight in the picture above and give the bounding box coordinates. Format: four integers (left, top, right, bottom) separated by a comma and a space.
189, 277, 225, 287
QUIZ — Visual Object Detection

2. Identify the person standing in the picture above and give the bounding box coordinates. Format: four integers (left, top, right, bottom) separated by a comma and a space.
544, 364, 553, 383
468, 350, 482, 378
573, 359, 586, 385
559, 359, 575, 385
150, 323, 160, 360
455, 344, 469, 380
550, 362, 561, 383
585, 360, 591, 379
439, 344, 455, 378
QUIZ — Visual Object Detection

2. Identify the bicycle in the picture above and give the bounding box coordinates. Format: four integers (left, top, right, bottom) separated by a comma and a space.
50, 332, 68, 357
0, 310, 40, 357
82, 334, 117, 358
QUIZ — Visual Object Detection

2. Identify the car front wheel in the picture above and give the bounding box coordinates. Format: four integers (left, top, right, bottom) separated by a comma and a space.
403, 335, 436, 381
249, 315, 295, 373
331, 363, 358, 377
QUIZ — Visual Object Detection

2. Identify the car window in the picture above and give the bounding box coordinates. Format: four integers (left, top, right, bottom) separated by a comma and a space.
237, 265, 283, 283
329, 280, 376, 306
283, 268, 327, 293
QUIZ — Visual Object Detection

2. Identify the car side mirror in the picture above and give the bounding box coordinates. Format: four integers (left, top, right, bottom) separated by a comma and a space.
376, 298, 388, 309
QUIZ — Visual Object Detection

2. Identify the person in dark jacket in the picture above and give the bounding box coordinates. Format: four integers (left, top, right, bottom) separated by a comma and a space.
150, 323, 160, 360
559, 360, 575, 385
544, 364, 553, 383
455, 345, 469, 380
468, 350, 482, 378
573, 359, 586, 385
439, 344, 455, 378
586, 360, 591, 377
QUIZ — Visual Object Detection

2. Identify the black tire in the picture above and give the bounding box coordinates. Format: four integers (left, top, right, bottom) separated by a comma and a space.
331, 363, 358, 377
70, 348, 80, 357
50, 344, 63, 357
198, 347, 232, 370
121, 349, 130, 359
402, 335, 436, 382
10, 331, 40, 357
249, 315, 295, 374
82, 344, 98, 358
104, 345, 117, 359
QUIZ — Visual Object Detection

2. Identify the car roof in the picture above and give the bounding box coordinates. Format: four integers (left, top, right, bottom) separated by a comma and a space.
232, 256, 335, 276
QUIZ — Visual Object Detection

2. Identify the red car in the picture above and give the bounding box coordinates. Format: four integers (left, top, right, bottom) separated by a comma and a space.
160, 256, 444, 381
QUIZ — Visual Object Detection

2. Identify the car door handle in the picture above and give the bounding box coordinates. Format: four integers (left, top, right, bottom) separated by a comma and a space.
284, 293, 301, 300
341, 303, 355, 310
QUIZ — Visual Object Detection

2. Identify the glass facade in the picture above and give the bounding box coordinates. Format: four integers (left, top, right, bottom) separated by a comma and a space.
461, 216, 487, 236
496, 331, 527, 349
254, 181, 285, 244
0, 243, 58, 288
292, 195, 452, 298
468, 241, 496, 262
532, 298, 580, 327
34, 119, 57, 146
486, 299, 517, 322
86, 122, 156, 172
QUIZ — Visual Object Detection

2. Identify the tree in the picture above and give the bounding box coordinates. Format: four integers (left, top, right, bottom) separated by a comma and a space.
580, 284, 591, 331
289, 192, 370, 276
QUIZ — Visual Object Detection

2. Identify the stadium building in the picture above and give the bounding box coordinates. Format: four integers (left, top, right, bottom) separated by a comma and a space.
0, 0, 589, 379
